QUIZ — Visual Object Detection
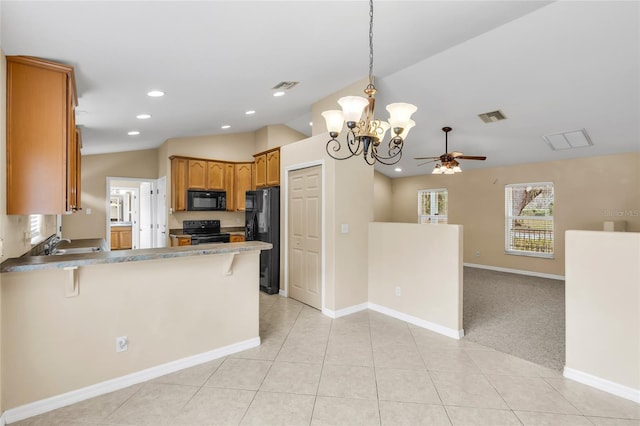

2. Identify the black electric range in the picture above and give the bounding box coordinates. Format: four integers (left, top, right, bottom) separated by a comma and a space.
182, 220, 230, 245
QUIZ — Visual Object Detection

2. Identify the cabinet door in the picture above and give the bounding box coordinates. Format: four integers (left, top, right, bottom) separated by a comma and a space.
171, 158, 188, 212
110, 230, 120, 250
120, 228, 133, 249
230, 235, 245, 243
178, 237, 191, 246
254, 154, 267, 188
188, 160, 207, 189
235, 163, 252, 211
266, 149, 280, 186
207, 161, 224, 190
74, 128, 82, 211
224, 163, 235, 211
6, 56, 76, 214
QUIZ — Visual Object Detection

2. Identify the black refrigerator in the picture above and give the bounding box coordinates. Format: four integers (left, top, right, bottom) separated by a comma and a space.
245, 187, 280, 294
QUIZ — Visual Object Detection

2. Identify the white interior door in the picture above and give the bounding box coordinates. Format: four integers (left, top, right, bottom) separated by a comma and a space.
155, 176, 167, 248
139, 182, 153, 249
288, 165, 322, 309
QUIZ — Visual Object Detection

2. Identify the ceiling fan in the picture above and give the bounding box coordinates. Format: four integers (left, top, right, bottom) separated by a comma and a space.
414, 126, 487, 174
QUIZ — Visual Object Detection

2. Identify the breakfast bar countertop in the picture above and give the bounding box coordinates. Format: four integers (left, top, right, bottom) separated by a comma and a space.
0, 240, 272, 273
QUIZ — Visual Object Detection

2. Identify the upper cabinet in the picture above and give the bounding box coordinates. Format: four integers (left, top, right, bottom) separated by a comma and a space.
253, 148, 280, 188
6, 56, 81, 214
224, 163, 235, 211
170, 157, 188, 212
234, 163, 252, 211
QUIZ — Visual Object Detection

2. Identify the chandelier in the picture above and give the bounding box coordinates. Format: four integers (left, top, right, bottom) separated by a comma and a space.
322, 0, 417, 166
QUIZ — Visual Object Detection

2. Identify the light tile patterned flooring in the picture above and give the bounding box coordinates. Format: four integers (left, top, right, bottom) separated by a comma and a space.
14, 293, 640, 425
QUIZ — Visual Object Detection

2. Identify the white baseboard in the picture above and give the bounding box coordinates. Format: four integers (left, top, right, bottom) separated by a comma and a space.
0, 413, 5, 426
322, 303, 368, 319
279, 289, 288, 297
563, 367, 640, 403
3, 337, 260, 424
368, 303, 464, 340
464, 263, 565, 281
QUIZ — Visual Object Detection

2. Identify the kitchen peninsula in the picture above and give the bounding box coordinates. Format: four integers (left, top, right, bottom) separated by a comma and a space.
0, 240, 271, 413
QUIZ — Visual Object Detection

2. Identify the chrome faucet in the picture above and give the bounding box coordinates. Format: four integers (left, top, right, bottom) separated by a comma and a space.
44, 236, 71, 255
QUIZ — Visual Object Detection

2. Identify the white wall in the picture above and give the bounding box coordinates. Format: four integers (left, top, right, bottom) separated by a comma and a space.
368, 222, 463, 336
564, 230, 640, 401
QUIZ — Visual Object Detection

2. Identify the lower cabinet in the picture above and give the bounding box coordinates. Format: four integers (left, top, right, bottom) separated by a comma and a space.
110, 226, 132, 250
170, 236, 192, 247
230, 235, 245, 243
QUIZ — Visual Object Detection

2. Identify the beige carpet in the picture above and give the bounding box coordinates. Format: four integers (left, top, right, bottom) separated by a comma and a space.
462, 266, 565, 371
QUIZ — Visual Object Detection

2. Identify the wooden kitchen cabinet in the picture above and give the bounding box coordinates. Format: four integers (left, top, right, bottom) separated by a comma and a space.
188, 160, 207, 189
170, 235, 191, 247
230, 234, 245, 243
111, 226, 132, 250
171, 157, 189, 212
254, 153, 267, 187
235, 162, 253, 211
207, 161, 225, 190
266, 149, 280, 186
6, 56, 81, 214
253, 148, 280, 188
224, 163, 235, 211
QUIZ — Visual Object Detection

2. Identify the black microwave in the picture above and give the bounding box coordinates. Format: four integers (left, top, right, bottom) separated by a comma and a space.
187, 190, 226, 211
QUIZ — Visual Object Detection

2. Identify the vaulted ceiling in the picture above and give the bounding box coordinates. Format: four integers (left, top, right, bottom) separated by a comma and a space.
2, 1, 638, 177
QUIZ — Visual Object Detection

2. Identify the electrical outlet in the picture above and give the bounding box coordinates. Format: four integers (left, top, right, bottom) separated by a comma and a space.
116, 336, 128, 352
475, 250, 481, 257
395, 287, 401, 297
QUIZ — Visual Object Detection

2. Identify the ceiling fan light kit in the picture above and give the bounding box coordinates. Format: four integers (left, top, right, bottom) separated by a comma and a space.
416, 126, 487, 175
322, 0, 417, 166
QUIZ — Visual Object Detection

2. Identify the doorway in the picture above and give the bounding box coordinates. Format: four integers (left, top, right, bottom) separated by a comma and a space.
287, 164, 323, 310
106, 177, 168, 250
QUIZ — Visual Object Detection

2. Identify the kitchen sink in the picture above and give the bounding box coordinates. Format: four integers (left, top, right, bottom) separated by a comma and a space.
53, 247, 103, 255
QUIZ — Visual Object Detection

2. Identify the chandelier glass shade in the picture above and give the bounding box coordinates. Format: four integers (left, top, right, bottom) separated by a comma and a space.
322, 0, 417, 166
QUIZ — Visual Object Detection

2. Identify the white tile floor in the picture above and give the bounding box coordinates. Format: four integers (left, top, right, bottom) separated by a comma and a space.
13, 293, 640, 425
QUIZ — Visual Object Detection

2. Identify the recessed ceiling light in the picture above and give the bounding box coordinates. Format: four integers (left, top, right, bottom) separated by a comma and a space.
245, 110, 256, 115
273, 91, 285, 97
147, 90, 165, 97
221, 125, 231, 129
128, 131, 140, 136
136, 114, 151, 119
394, 167, 402, 172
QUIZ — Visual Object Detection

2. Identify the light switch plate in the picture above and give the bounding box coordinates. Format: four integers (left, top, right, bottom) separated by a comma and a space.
341, 224, 349, 234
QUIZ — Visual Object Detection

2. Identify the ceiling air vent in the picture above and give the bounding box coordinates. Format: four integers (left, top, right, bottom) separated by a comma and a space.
272, 81, 299, 91
478, 110, 507, 123
542, 128, 594, 151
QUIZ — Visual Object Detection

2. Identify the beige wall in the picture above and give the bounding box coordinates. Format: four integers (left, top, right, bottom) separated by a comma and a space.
311, 77, 369, 137
565, 230, 640, 393
389, 152, 640, 276
368, 223, 463, 334
1, 252, 260, 409
373, 171, 392, 222
61, 150, 159, 240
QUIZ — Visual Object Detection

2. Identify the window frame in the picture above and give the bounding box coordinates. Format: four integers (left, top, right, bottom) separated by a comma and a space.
504, 182, 554, 258
418, 188, 448, 224
29, 214, 44, 245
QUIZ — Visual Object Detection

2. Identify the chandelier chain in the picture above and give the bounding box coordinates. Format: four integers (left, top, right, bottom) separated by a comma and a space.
368, 0, 374, 87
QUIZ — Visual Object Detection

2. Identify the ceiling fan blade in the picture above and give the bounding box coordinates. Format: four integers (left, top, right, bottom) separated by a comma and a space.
458, 155, 487, 160
414, 156, 440, 160
451, 151, 464, 158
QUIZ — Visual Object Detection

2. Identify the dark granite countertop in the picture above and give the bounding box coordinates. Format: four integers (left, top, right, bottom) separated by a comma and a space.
1, 241, 272, 273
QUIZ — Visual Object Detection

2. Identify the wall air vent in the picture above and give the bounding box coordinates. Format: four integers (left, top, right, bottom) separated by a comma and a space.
543, 128, 594, 151
478, 110, 507, 123
272, 81, 300, 91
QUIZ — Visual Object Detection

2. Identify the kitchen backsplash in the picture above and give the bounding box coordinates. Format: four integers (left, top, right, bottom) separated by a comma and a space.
168, 210, 244, 230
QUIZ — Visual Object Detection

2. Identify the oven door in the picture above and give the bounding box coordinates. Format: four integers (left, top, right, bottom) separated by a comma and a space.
191, 234, 231, 245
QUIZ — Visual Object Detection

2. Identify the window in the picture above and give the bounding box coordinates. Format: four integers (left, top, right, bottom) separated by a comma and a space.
418, 189, 448, 224
505, 182, 554, 257
29, 214, 44, 244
